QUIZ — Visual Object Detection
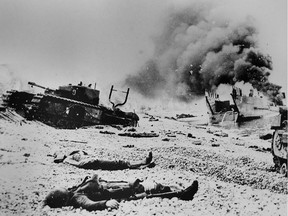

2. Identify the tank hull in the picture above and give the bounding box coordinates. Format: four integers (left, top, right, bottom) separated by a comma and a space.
1, 89, 138, 129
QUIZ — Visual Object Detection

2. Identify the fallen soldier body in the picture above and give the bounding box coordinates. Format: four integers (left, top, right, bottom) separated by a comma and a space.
43, 174, 198, 211
54, 150, 154, 170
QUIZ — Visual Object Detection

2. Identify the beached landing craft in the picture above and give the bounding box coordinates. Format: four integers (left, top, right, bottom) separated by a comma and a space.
205, 86, 277, 125
205, 91, 239, 125
1, 82, 139, 129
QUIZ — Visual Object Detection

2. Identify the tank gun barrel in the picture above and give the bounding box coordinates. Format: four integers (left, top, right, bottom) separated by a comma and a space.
28, 81, 53, 91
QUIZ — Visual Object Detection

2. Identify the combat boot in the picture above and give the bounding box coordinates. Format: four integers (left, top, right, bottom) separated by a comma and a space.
179, 180, 198, 201
129, 152, 153, 169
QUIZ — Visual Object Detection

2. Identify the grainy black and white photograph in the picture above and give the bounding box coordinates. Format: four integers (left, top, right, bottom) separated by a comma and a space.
0, 0, 287, 215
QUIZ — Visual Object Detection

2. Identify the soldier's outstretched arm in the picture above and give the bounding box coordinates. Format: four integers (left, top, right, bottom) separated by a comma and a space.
63, 157, 81, 167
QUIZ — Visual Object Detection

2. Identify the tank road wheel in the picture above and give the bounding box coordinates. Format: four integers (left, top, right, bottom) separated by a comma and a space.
280, 162, 287, 177
68, 105, 85, 121
274, 131, 282, 151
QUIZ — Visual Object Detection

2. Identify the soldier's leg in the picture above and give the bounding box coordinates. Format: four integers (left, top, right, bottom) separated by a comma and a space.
141, 180, 199, 201
127, 152, 153, 169
100, 179, 143, 200
80, 152, 153, 170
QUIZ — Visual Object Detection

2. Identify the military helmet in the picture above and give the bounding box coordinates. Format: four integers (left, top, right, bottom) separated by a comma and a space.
44, 188, 70, 208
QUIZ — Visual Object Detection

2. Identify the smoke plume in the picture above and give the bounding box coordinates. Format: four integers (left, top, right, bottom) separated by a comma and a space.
0, 65, 29, 96
125, 1, 282, 104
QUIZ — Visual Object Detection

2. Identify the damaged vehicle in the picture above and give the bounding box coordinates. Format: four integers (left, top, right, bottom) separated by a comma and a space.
205, 86, 275, 125
1, 82, 139, 129
271, 106, 287, 176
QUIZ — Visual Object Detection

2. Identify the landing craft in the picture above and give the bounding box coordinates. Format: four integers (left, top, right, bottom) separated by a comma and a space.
1, 82, 139, 129
205, 86, 277, 125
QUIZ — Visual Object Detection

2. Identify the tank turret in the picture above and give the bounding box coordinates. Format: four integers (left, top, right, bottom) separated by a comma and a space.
29, 82, 100, 105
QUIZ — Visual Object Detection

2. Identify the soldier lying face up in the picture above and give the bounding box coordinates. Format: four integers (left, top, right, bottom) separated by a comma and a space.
54, 150, 154, 170
43, 174, 198, 211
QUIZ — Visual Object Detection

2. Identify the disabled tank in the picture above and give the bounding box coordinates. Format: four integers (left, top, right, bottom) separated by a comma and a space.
271, 106, 287, 176
1, 81, 139, 129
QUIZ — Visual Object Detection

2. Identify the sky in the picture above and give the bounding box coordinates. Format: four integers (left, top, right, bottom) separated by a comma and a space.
0, 0, 286, 93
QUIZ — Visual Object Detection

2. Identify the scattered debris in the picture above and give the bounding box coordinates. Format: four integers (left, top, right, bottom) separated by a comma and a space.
207, 129, 228, 137
187, 133, 196, 138
0, 148, 13, 152
122, 145, 134, 148
59, 139, 88, 144
196, 126, 206, 129
118, 132, 159, 138
189, 167, 196, 172
167, 134, 176, 137
213, 131, 228, 137
207, 129, 214, 134
110, 125, 123, 130
162, 138, 170, 142
238, 129, 254, 137
99, 131, 115, 135
176, 113, 196, 119
149, 116, 159, 122
144, 113, 160, 121
248, 145, 271, 152
192, 140, 202, 145
259, 133, 272, 140
240, 133, 249, 137
165, 131, 185, 137
164, 116, 177, 120
262, 147, 271, 152
176, 131, 186, 135
94, 126, 104, 129
126, 128, 136, 132
211, 143, 220, 147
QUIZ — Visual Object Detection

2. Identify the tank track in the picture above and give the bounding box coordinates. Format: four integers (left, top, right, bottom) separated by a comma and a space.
1, 91, 11, 107
271, 129, 288, 177
1, 90, 35, 117
27, 93, 138, 128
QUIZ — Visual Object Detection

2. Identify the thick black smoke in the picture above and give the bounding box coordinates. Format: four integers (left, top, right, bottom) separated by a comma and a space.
125, 2, 282, 103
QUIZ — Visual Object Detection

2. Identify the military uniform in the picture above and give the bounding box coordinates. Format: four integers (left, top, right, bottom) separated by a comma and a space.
54, 150, 154, 170
44, 174, 198, 211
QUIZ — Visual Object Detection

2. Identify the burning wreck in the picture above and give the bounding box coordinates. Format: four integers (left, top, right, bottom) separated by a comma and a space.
205, 86, 276, 125
1, 82, 139, 129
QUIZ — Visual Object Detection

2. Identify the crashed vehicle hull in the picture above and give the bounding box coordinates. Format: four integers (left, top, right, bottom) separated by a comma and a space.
1, 82, 139, 129
205, 92, 239, 124
205, 87, 274, 125
271, 106, 287, 176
